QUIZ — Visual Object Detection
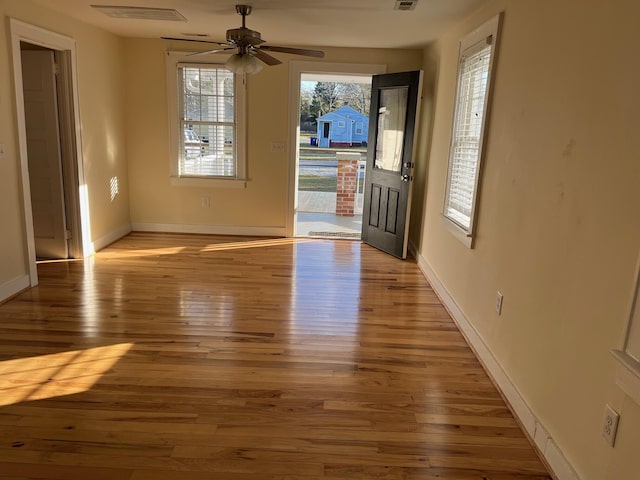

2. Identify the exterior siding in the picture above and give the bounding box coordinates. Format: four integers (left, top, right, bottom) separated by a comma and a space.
317, 106, 368, 148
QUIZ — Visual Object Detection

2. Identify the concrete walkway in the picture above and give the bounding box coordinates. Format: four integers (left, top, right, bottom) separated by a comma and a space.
297, 191, 336, 213
296, 191, 363, 238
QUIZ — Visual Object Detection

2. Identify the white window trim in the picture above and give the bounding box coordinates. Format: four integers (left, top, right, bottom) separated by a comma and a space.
165, 51, 246, 188
442, 13, 503, 248
612, 252, 640, 406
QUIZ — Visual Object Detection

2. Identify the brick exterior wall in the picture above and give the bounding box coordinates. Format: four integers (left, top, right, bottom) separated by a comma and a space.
335, 152, 361, 217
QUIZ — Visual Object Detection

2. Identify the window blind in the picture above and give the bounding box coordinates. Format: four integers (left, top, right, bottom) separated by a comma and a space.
178, 65, 236, 177
445, 41, 493, 231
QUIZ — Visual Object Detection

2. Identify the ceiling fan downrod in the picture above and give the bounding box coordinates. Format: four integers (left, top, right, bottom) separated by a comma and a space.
236, 4, 251, 27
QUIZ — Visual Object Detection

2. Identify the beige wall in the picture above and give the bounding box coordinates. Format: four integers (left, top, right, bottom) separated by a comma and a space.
416, 0, 640, 478
0, 0, 129, 294
124, 39, 422, 231
3, 0, 638, 476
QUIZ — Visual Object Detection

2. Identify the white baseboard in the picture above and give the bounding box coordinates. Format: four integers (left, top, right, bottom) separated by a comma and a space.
92, 223, 132, 252
0, 274, 30, 303
131, 222, 286, 237
409, 244, 580, 480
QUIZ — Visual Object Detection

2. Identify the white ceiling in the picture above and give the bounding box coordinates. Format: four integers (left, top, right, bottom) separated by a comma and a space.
31, 0, 488, 49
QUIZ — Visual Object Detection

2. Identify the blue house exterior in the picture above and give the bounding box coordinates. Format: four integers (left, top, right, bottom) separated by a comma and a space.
316, 105, 369, 148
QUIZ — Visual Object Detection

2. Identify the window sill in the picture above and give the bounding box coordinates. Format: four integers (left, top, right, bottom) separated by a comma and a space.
441, 215, 474, 249
170, 176, 246, 189
611, 349, 640, 406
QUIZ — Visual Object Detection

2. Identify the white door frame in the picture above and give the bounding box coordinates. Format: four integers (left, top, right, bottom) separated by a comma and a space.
286, 61, 386, 237
10, 18, 92, 286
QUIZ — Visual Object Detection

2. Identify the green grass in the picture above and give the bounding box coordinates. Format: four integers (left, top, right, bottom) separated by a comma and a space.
299, 132, 366, 154
298, 176, 337, 192
299, 152, 337, 161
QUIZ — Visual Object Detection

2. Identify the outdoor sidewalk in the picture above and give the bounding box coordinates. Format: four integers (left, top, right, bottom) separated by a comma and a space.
296, 191, 363, 238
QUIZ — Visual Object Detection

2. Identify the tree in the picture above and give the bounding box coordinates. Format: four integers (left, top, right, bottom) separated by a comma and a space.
300, 83, 314, 122
310, 82, 341, 119
337, 83, 371, 116
305, 81, 372, 124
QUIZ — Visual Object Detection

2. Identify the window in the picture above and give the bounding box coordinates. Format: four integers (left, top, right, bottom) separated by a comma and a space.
612, 253, 640, 406
443, 13, 502, 246
166, 52, 246, 187
355, 122, 363, 135
337, 120, 346, 128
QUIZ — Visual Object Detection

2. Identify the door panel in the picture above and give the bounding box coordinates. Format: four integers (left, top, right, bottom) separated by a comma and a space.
369, 184, 381, 228
386, 188, 399, 234
361, 71, 422, 259
22, 50, 68, 259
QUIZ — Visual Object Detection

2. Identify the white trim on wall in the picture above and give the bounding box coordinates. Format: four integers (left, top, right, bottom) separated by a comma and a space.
92, 223, 132, 252
0, 275, 30, 303
132, 223, 285, 237
409, 244, 580, 480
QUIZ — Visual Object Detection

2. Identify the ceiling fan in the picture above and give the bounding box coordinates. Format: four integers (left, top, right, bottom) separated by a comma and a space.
162, 4, 324, 74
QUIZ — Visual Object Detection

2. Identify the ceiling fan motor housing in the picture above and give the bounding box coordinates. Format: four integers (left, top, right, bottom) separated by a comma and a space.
226, 27, 264, 46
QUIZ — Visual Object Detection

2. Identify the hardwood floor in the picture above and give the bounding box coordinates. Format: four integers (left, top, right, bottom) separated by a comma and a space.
0, 233, 551, 479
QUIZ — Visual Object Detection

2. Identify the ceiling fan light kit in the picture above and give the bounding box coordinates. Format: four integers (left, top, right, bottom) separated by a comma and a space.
161, 4, 324, 75
225, 53, 264, 74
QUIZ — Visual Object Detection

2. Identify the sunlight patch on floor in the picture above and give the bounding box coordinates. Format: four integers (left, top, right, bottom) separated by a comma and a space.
200, 237, 316, 252
0, 343, 133, 406
98, 246, 187, 259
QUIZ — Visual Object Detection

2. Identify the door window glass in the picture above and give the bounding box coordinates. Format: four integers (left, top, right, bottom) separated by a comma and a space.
374, 86, 408, 172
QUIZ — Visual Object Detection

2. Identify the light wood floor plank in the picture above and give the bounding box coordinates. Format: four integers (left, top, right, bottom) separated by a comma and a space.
0, 233, 551, 479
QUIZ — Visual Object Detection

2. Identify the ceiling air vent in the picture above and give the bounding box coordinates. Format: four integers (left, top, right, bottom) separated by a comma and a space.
394, 0, 418, 11
91, 5, 187, 21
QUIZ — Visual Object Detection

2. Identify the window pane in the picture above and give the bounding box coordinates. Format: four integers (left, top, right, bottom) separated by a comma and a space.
179, 65, 236, 177
184, 95, 201, 121
374, 87, 408, 172
181, 125, 235, 177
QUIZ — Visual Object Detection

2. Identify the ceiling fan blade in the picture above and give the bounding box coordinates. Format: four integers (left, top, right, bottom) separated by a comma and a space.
187, 47, 236, 57
252, 49, 282, 66
260, 45, 324, 58
161, 36, 230, 47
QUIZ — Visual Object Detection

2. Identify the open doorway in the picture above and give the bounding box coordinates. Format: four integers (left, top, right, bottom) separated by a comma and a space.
294, 73, 373, 239
10, 19, 91, 286
20, 43, 71, 260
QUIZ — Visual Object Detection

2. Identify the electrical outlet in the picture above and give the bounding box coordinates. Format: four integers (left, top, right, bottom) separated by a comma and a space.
0, 144, 5, 159
201, 195, 211, 208
495, 291, 504, 315
602, 404, 620, 446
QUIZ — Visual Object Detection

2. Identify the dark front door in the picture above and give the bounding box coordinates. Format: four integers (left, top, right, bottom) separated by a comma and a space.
361, 71, 422, 259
